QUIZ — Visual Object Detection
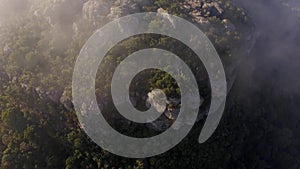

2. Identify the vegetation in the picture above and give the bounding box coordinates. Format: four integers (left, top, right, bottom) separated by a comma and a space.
0, 0, 299, 169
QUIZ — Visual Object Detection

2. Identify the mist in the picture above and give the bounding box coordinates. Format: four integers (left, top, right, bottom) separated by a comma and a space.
1, 0, 299, 127
0, 0, 300, 168
232, 0, 300, 96
1, 0, 299, 94
227, 0, 300, 155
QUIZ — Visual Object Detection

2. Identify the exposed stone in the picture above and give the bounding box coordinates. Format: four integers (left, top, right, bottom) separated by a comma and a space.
164, 108, 179, 120
202, 2, 224, 17
146, 89, 167, 113
108, 0, 141, 20
35, 87, 47, 101
82, 0, 113, 24
3, 44, 11, 56
157, 7, 175, 27
20, 83, 28, 89
34, 87, 62, 103
29, 0, 254, 133
180, 1, 210, 24
82, 0, 143, 24
11, 76, 17, 84
60, 91, 73, 111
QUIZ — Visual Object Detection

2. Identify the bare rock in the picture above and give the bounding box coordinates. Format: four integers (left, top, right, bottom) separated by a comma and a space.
60, 91, 73, 111
3, 44, 12, 57
146, 89, 167, 113
108, 0, 141, 20
82, 0, 113, 24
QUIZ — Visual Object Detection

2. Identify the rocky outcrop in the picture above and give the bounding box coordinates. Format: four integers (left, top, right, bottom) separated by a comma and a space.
145, 90, 205, 131
82, 0, 149, 24
60, 90, 73, 111
202, 1, 224, 17
108, 0, 141, 20
180, 1, 224, 23
146, 89, 167, 113
82, 0, 113, 24
78, 0, 255, 131
21, 0, 255, 132
3, 44, 11, 57
35, 87, 63, 104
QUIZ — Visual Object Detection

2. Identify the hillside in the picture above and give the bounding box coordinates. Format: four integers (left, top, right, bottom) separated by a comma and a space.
0, 0, 283, 169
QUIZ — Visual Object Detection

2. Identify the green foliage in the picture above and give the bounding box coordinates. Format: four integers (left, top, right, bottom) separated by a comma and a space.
0, 1, 297, 169
1, 107, 27, 131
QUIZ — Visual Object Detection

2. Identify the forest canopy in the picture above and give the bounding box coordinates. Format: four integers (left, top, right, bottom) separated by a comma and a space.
0, 0, 299, 169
